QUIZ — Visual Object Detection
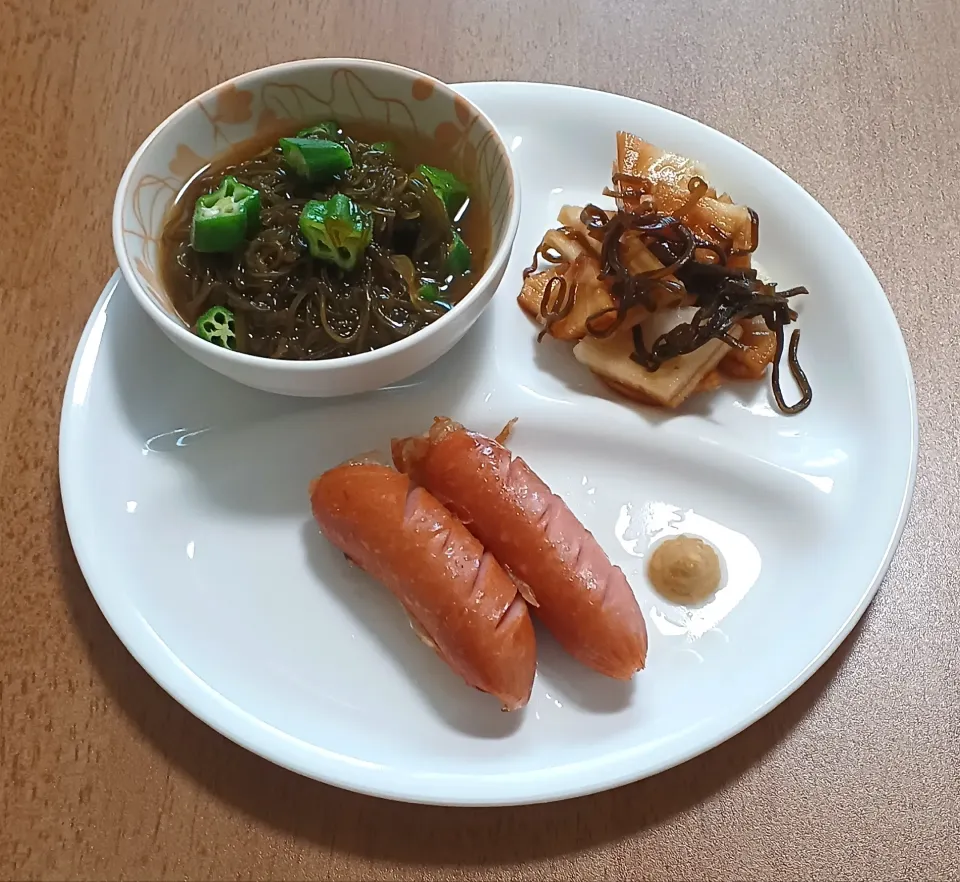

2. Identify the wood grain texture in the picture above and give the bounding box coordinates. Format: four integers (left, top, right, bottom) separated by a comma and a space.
1, 0, 958, 879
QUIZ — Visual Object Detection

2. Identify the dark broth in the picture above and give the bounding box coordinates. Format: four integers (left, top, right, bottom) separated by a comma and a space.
160, 121, 490, 360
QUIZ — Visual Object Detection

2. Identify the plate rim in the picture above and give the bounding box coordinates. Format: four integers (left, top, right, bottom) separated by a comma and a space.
60, 81, 919, 807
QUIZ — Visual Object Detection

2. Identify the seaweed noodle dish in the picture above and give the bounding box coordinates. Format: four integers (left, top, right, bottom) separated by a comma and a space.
161, 120, 488, 360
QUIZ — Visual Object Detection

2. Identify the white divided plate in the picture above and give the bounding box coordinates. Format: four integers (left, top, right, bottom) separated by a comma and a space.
60, 82, 917, 806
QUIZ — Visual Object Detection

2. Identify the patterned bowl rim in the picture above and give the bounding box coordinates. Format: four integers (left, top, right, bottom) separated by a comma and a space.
112, 57, 521, 371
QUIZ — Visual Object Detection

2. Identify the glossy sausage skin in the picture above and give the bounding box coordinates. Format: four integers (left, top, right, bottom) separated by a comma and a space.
393, 419, 647, 680
310, 462, 536, 710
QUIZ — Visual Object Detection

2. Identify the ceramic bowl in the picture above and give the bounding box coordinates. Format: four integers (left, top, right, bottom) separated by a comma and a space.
113, 58, 520, 397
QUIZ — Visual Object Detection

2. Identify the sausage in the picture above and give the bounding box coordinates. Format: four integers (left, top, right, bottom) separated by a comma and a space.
309, 461, 536, 711
392, 419, 648, 680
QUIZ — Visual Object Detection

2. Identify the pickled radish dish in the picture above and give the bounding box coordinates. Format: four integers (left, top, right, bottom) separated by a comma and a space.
518, 131, 813, 414
160, 121, 488, 359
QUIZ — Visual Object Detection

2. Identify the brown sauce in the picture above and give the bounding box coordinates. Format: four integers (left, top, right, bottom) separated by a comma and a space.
647, 535, 722, 604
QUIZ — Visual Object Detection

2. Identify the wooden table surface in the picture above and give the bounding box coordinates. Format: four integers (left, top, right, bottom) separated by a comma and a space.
2, 0, 958, 879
